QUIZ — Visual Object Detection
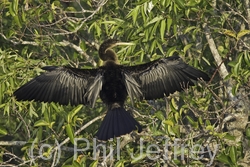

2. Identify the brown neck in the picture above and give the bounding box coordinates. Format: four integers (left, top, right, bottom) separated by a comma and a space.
99, 49, 119, 64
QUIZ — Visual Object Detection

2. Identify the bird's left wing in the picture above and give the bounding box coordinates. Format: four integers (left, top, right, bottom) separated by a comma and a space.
123, 55, 210, 100
14, 66, 103, 107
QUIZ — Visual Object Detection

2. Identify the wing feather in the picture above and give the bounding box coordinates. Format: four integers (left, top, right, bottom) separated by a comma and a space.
123, 72, 142, 105
124, 55, 210, 100
84, 73, 103, 108
14, 66, 102, 106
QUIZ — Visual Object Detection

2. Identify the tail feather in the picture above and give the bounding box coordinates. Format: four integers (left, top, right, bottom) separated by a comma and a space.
96, 107, 141, 140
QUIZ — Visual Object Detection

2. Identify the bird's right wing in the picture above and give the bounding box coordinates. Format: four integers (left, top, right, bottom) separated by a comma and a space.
14, 66, 103, 107
123, 55, 210, 100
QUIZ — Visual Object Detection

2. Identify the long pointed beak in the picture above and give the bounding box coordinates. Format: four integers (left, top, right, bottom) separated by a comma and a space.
109, 42, 135, 49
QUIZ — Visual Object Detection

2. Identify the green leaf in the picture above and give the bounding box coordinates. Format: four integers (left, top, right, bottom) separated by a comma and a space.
126, 6, 140, 24
10, 0, 19, 16
131, 153, 147, 164
183, 44, 193, 54
224, 30, 236, 39
232, 83, 240, 95
67, 105, 83, 123
150, 40, 157, 53
233, 54, 243, 75
48, 12, 54, 23
201, 56, 211, 66
50, 103, 59, 112
166, 46, 177, 56
4, 103, 10, 115
102, 20, 118, 25
21, 8, 26, 22
170, 98, 178, 112
174, 112, 180, 122
198, 116, 203, 125
154, 111, 165, 121
0, 103, 5, 109
246, 127, 250, 138
150, 20, 160, 40
167, 125, 176, 135
13, 15, 22, 28
163, 120, 174, 126
160, 19, 166, 41
29, 103, 38, 117
244, 51, 250, 66
90, 160, 98, 167
223, 133, 236, 140
147, 16, 163, 26
65, 124, 75, 144
186, 0, 201, 6
184, 26, 196, 34
115, 160, 125, 167
229, 146, 237, 164
237, 30, 250, 39
95, 23, 101, 37
217, 154, 231, 165
34, 120, 50, 127
186, 116, 198, 128
174, 0, 185, 8
166, 18, 172, 33
0, 126, 7, 135
206, 125, 214, 131
172, 124, 180, 137
205, 120, 211, 126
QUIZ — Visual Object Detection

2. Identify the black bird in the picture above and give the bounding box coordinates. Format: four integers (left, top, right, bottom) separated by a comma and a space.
14, 39, 210, 140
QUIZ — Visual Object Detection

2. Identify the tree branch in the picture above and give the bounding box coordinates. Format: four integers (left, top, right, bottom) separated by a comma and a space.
244, 0, 250, 27
203, 22, 235, 101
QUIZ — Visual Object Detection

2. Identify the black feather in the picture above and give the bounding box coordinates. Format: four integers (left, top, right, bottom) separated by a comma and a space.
96, 106, 142, 140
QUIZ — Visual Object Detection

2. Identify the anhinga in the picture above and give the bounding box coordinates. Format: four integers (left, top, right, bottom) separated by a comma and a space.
14, 39, 210, 141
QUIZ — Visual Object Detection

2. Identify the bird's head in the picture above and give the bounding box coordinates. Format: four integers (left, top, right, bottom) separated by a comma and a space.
99, 39, 134, 63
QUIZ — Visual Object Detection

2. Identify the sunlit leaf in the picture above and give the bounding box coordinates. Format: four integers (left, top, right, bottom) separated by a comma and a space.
167, 18, 172, 33
166, 46, 177, 56
147, 16, 163, 26
67, 105, 83, 123
237, 30, 250, 39
115, 160, 125, 167
154, 111, 165, 121
163, 120, 174, 126
224, 30, 236, 39
170, 98, 178, 112
90, 160, 98, 167
174, 0, 185, 8
65, 124, 75, 144
34, 120, 50, 127
0, 126, 7, 135
184, 26, 196, 34
160, 19, 166, 41
183, 44, 193, 54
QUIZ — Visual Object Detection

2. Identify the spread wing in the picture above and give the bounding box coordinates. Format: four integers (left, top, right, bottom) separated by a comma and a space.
123, 55, 210, 100
14, 66, 103, 107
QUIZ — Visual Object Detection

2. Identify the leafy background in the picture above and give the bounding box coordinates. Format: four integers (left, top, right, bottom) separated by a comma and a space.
0, 0, 249, 166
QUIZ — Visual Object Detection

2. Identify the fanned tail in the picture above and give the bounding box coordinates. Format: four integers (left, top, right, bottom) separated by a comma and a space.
96, 107, 142, 141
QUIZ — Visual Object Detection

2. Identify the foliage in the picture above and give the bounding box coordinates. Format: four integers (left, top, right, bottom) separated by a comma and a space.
0, 0, 249, 166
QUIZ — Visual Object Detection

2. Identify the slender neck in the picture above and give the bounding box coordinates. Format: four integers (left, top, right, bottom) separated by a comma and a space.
99, 49, 119, 64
